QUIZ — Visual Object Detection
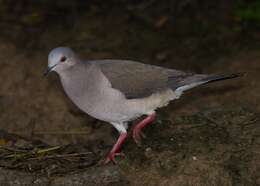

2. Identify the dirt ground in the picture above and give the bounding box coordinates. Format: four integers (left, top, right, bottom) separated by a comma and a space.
0, 2, 260, 186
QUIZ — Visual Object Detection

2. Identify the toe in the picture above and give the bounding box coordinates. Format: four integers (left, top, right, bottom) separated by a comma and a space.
133, 130, 142, 145
103, 154, 117, 164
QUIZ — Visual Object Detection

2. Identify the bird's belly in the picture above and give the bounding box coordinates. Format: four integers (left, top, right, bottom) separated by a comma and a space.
127, 89, 177, 114
86, 104, 131, 123
71, 95, 136, 123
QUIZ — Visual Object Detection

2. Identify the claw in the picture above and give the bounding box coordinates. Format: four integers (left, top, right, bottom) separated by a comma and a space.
133, 128, 142, 145
101, 132, 127, 164
103, 152, 125, 164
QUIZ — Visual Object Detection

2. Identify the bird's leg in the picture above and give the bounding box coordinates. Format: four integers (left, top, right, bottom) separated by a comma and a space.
104, 132, 127, 164
132, 112, 156, 145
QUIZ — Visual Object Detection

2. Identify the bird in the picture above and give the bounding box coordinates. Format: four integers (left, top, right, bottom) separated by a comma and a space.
44, 47, 240, 164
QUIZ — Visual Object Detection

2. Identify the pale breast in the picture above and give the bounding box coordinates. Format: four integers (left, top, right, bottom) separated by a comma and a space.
59, 63, 139, 123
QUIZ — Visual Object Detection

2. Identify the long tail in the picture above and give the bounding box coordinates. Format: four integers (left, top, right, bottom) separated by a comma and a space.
203, 73, 242, 85
173, 73, 243, 97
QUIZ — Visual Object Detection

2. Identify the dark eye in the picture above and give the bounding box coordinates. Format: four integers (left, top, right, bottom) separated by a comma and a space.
60, 56, 67, 62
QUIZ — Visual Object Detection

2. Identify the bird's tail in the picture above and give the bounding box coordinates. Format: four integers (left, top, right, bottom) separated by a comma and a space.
173, 73, 243, 97
202, 73, 242, 85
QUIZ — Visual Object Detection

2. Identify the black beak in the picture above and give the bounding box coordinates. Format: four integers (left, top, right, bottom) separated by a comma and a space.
43, 65, 56, 77
43, 67, 51, 77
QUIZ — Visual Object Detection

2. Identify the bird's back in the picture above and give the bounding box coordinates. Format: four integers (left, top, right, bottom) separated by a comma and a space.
91, 59, 191, 99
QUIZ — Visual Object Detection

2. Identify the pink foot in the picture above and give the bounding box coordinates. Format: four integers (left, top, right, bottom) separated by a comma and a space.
104, 152, 125, 164
103, 132, 127, 164
132, 112, 156, 145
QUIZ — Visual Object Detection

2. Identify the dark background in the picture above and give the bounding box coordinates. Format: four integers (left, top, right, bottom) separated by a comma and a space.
0, 1, 259, 185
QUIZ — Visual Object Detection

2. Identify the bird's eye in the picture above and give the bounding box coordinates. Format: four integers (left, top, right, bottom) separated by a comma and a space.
60, 56, 67, 62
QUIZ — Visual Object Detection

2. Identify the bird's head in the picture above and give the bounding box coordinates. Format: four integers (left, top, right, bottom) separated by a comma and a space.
44, 47, 78, 76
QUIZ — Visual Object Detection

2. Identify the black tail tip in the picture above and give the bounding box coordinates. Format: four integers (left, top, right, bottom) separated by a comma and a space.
229, 72, 245, 78
205, 72, 244, 84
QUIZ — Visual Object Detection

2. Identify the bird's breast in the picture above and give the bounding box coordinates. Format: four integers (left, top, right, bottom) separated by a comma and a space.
59, 69, 134, 123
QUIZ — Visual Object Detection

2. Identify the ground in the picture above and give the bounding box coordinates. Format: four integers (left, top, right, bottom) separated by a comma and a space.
0, 2, 260, 185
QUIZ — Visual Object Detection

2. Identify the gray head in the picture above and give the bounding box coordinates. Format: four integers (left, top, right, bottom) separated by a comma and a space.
44, 47, 78, 76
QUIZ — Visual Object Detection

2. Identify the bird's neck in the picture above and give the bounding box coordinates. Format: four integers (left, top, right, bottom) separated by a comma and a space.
59, 64, 89, 100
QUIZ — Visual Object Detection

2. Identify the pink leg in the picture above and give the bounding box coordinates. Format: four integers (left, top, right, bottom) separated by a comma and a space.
104, 132, 127, 164
132, 112, 156, 144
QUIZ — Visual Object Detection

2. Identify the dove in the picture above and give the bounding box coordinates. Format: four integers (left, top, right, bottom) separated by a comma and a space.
44, 47, 240, 163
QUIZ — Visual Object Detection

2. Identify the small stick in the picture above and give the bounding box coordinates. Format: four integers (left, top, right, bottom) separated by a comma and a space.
28, 152, 93, 160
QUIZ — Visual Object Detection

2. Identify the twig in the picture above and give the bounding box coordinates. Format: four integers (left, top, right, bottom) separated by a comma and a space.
35, 146, 61, 154
28, 152, 93, 160
0, 146, 28, 152
4, 146, 61, 159
10, 130, 92, 135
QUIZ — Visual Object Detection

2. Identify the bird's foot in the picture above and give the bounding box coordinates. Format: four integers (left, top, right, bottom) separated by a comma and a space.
133, 128, 144, 145
103, 151, 125, 164
132, 112, 156, 146
101, 132, 127, 164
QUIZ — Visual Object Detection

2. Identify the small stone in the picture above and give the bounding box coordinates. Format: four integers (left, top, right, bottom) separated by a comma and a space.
144, 147, 153, 158
192, 156, 197, 161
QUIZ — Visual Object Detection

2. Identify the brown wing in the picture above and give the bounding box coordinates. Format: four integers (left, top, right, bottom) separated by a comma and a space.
92, 59, 189, 99
89, 60, 240, 99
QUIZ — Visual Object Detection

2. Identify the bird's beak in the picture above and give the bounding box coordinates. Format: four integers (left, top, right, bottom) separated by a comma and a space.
43, 65, 56, 77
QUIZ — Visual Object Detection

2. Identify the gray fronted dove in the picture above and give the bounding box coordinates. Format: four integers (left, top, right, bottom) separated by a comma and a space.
44, 47, 240, 164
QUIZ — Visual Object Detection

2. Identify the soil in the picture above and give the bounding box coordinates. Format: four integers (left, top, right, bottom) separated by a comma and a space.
0, 2, 260, 185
